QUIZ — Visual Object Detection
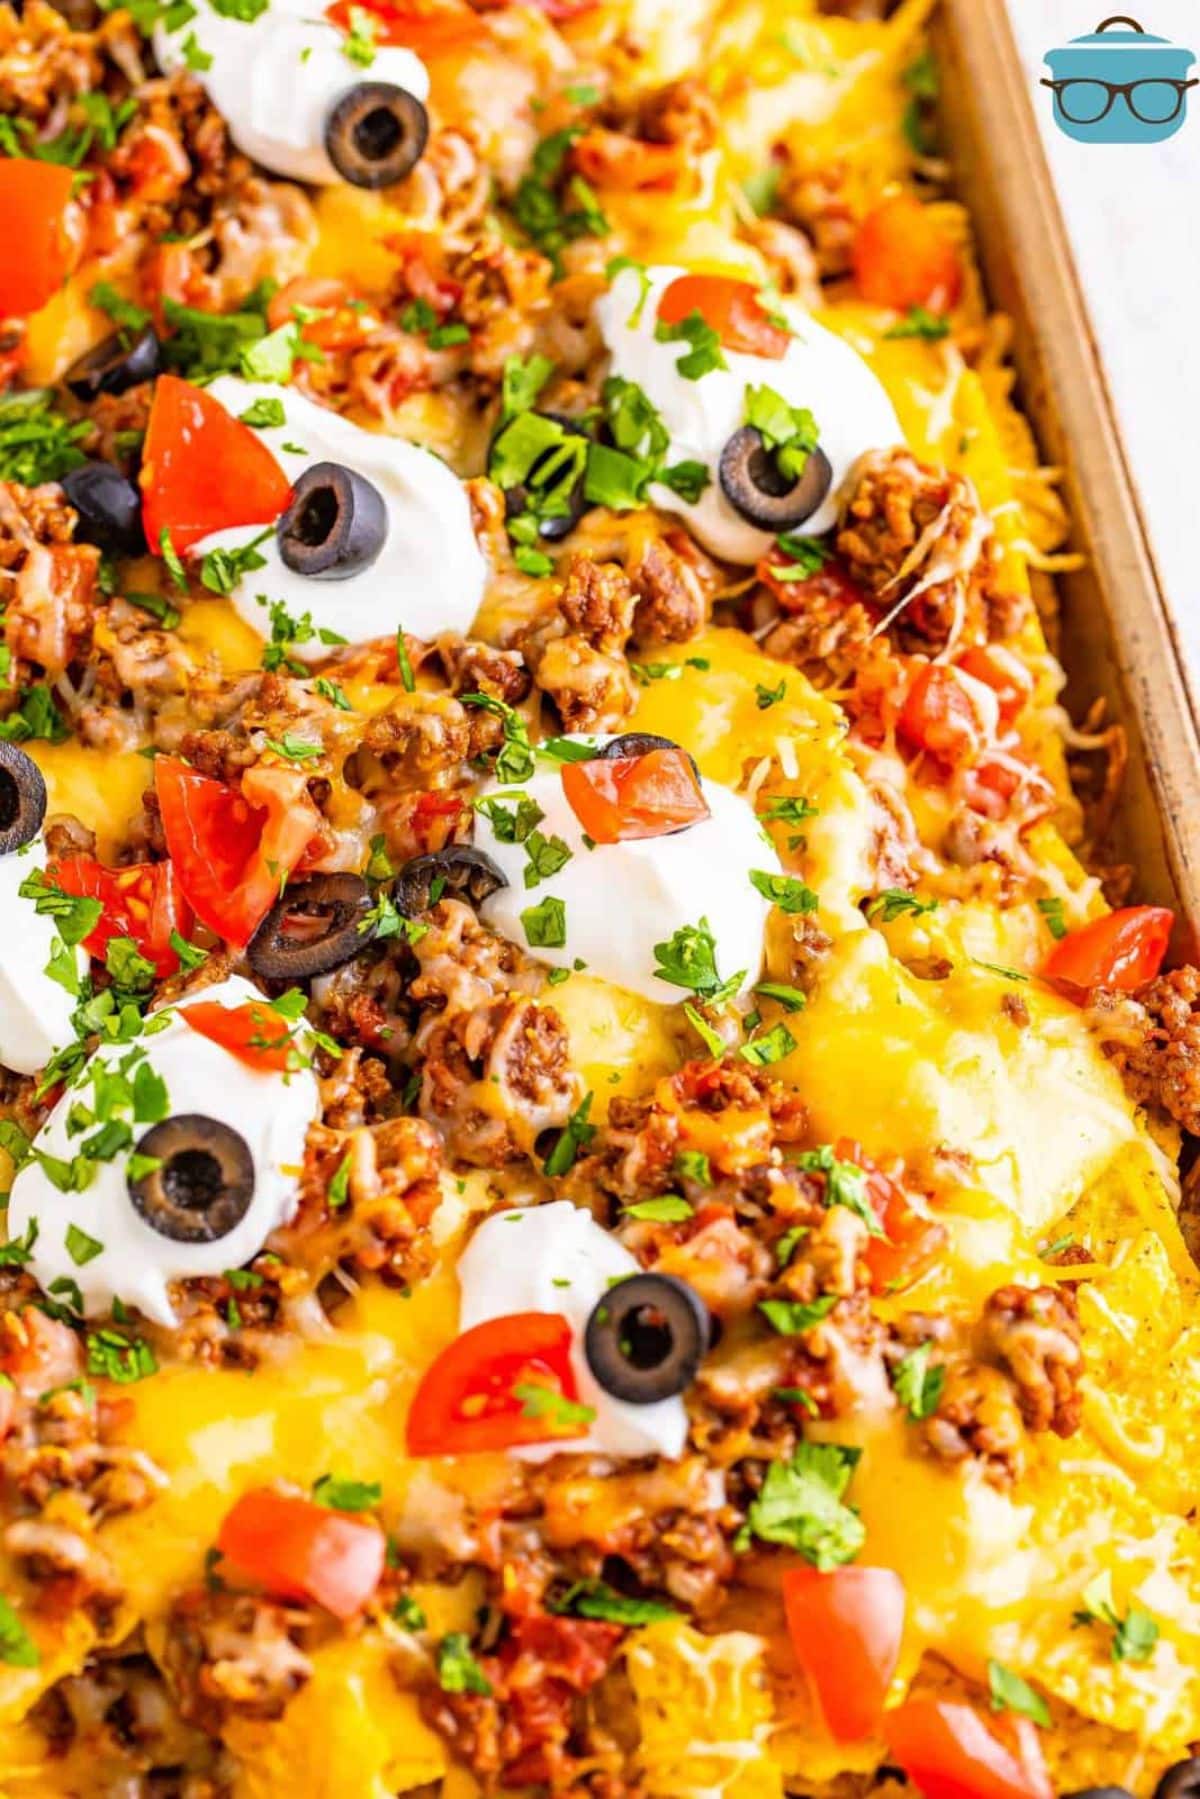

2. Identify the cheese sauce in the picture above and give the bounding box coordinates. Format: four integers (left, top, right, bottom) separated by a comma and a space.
595, 263, 903, 562
190, 378, 487, 657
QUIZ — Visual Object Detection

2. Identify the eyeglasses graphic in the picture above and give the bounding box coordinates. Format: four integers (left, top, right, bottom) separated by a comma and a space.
1041, 76, 1198, 125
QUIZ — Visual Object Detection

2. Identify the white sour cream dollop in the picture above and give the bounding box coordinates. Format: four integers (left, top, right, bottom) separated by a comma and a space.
457, 1200, 688, 1461
0, 843, 84, 1077
154, 0, 429, 187
595, 263, 903, 563
474, 736, 777, 1004
191, 377, 487, 658
8, 976, 320, 1326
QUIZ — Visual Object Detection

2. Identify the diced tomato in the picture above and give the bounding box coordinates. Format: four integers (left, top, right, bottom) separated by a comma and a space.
853, 194, 963, 314
571, 130, 687, 192
406, 1313, 584, 1456
955, 645, 1035, 731
561, 748, 710, 844
266, 276, 376, 353
154, 757, 323, 950
899, 663, 998, 769
757, 551, 868, 614
324, 0, 484, 54
0, 1309, 82, 1399
182, 998, 295, 1072
50, 855, 193, 980
0, 160, 81, 317
657, 274, 790, 361
1042, 905, 1173, 995
140, 375, 292, 557
782, 1565, 905, 1741
217, 1488, 385, 1620
835, 1139, 946, 1294
886, 1698, 1053, 1799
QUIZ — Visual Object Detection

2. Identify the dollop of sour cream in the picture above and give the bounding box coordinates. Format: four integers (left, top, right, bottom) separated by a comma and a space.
154, 0, 429, 187
8, 976, 320, 1327
473, 736, 777, 1004
456, 1200, 688, 1461
0, 843, 84, 1077
595, 263, 903, 563
192, 377, 487, 659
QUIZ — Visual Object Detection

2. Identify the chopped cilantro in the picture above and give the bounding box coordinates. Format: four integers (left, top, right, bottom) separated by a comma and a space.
522, 830, 571, 889
64, 1222, 104, 1267
885, 305, 951, 341
759, 1293, 838, 1335
1037, 896, 1068, 940
1072, 1571, 1159, 1664
865, 889, 939, 923
312, 1472, 381, 1511
550, 1578, 677, 1625
86, 1327, 157, 1384
749, 869, 819, 915
0, 388, 89, 486
514, 1382, 595, 1431
0, 684, 67, 746
436, 1633, 491, 1696
0, 1595, 37, 1668
521, 894, 567, 949
461, 691, 534, 784
674, 1149, 711, 1187
543, 1091, 595, 1178
653, 308, 727, 381
987, 1660, 1050, 1728
891, 1341, 945, 1421
623, 1195, 693, 1223
737, 1022, 795, 1067
735, 1441, 865, 1570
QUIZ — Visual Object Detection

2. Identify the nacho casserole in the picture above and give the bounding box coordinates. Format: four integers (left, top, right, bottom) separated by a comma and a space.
0, 0, 1196, 1795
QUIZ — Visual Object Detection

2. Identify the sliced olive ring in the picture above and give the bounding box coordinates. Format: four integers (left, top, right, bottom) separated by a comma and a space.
584, 1272, 710, 1405
277, 461, 388, 580
63, 325, 161, 402
1154, 1764, 1200, 1799
128, 1115, 255, 1244
492, 412, 592, 543
593, 733, 701, 780
395, 845, 507, 917
0, 743, 47, 856
247, 872, 375, 982
718, 427, 833, 532
325, 82, 429, 189
61, 460, 147, 557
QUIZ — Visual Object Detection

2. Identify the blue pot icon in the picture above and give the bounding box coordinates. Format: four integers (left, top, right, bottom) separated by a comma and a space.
1042, 15, 1196, 143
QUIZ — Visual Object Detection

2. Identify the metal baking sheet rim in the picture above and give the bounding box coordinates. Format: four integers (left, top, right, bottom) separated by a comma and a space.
935, 0, 1200, 954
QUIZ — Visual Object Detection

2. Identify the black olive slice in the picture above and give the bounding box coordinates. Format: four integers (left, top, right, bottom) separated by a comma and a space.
584, 1272, 710, 1404
492, 412, 592, 543
63, 325, 161, 402
128, 1115, 255, 1244
247, 872, 375, 982
325, 82, 429, 189
0, 742, 47, 856
277, 461, 388, 581
1154, 1765, 1200, 1799
60, 460, 147, 556
718, 427, 833, 532
395, 845, 507, 917
593, 733, 701, 780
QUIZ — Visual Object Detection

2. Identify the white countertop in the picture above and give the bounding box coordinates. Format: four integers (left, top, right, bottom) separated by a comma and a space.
1006, 1, 1200, 664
